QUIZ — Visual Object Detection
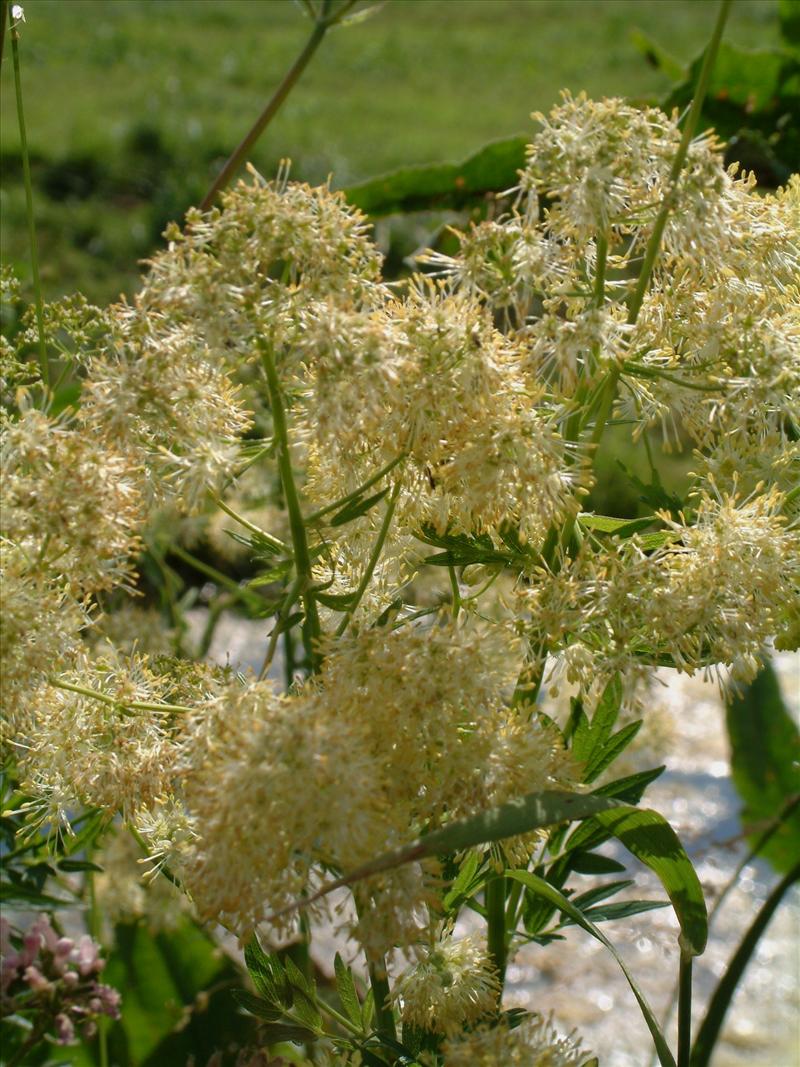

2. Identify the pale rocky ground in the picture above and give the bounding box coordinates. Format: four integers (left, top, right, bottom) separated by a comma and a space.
188, 611, 799, 1067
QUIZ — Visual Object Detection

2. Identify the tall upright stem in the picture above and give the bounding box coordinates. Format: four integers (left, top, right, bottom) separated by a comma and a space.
592, 0, 732, 465
677, 951, 693, 1067
486, 874, 508, 988
88, 870, 109, 1067
260, 341, 322, 672
335, 480, 401, 638
200, 2, 333, 211
10, 8, 48, 386
369, 964, 396, 1041
626, 0, 732, 325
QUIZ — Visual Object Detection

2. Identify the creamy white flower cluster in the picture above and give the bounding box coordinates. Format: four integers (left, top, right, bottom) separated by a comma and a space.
1, 96, 797, 1049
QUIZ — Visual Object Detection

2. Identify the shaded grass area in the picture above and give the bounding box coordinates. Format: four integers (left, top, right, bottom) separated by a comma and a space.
0, 0, 781, 302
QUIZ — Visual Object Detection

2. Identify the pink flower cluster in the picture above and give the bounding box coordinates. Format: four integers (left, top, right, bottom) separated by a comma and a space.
1, 916, 121, 1045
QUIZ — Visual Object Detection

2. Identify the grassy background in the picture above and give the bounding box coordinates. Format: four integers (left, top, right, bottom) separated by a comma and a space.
1, 0, 782, 302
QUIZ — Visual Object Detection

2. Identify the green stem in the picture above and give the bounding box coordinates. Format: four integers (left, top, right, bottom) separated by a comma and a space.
260, 340, 322, 672
10, 10, 48, 387
127, 824, 184, 892
335, 480, 402, 637
51, 678, 194, 715
197, 593, 234, 658
305, 452, 406, 524
368, 963, 396, 1040
593, 233, 608, 308
486, 874, 508, 989
210, 492, 289, 554
586, 0, 731, 479
168, 543, 263, 612
5, 1025, 48, 1067
352, 894, 396, 1040
677, 951, 693, 1067
88, 870, 109, 1067
626, 0, 732, 325
199, 6, 331, 211
589, 365, 621, 453
690, 860, 800, 1067
448, 564, 461, 618
316, 994, 363, 1038
284, 623, 297, 690
709, 793, 800, 925
623, 361, 720, 392
259, 573, 305, 679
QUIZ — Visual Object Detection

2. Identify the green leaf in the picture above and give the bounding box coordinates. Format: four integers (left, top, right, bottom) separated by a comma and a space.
593, 765, 666, 804
275, 786, 705, 962
591, 807, 707, 955
570, 674, 624, 777
413, 791, 629, 856
442, 850, 484, 910
616, 461, 684, 517
284, 957, 322, 1030
334, 953, 362, 1028
662, 42, 799, 185
780, 0, 800, 50
224, 527, 287, 561
283, 956, 314, 996
97, 919, 247, 1066
259, 1021, 319, 1044
578, 513, 657, 537
315, 590, 359, 610
417, 524, 527, 569
569, 851, 627, 875
584, 720, 643, 784
507, 871, 676, 1067
580, 898, 670, 923
563, 763, 669, 853
0, 882, 77, 908
244, 937, 290, 1007
726, 660, 800, 873
247, 560, 293, 587
567, 697, 592, 758
343, 136, 528, 217
571, 879, 635, 909
231, 989, 281, 1020
330, 487, 389, 526
56, 859, 103, 873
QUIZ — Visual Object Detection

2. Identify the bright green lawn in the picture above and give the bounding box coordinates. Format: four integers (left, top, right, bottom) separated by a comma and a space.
1, 0, 782, 300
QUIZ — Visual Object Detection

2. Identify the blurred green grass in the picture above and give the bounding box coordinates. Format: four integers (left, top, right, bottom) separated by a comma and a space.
0, 0, 781, 302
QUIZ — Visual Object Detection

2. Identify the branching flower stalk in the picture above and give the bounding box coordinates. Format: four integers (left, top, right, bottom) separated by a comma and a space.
9, 3, 47, 386
199, 0, 359, 211
259, 339, 322, 672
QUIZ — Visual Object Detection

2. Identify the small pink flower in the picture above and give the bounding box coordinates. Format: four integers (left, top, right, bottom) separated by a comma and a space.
23, 965, 51, 993
93, 983, 122, 1018
72, 935, 102, 976
1, 957, 20, 994
55, 1012, 76, 1045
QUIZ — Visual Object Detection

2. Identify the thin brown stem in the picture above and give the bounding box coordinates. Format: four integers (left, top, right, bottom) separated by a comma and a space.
199, 9, 331, 211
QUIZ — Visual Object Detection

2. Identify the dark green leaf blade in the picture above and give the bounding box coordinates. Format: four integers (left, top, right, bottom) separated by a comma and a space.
726, 660, 800, 873
584, 720, 643, 784
334, 952, 362, 1027
507, 870, 676, 1067
592, 807, 707, 955
343, 136, 528, 217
